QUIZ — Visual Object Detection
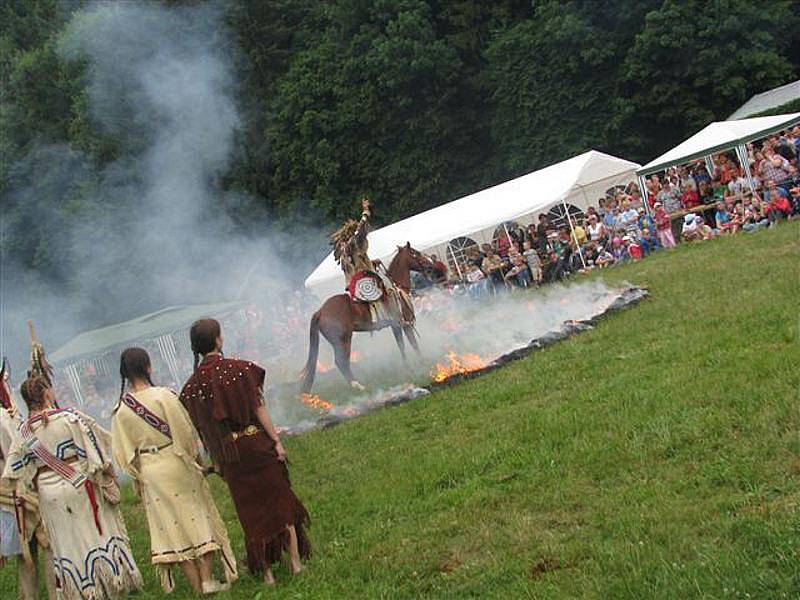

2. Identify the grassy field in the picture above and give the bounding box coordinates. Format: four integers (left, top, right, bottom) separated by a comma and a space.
3, 222, 799, 598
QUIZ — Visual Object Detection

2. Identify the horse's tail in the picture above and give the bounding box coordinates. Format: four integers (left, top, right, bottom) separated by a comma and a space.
300, 311, 321, 393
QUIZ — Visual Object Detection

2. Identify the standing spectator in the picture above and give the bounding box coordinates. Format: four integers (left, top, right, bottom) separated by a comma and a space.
521, 240, 542, 284
657, 179, 683, 214
653, 202, 676, 248
535, 214, 550, 252
758, 151, 792, 188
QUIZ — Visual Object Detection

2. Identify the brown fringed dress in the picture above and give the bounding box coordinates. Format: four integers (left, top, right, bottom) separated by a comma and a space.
179, 355, 310, 573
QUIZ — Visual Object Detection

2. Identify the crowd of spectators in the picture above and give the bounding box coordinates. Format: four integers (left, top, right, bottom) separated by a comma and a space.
411, 127, 800, 298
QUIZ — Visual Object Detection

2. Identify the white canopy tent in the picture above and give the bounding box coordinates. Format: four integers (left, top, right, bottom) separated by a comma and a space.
305, 150, 640, 299
728, 80, 800, 120
636, 112, 800, 200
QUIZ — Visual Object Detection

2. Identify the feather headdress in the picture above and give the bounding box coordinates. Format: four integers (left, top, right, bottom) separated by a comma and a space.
330, 219, 359, 266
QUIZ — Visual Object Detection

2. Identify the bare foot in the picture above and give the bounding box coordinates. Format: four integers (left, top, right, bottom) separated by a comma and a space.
291, 562, 304, 575
350, 380, 366, 392
263, 568, 276, 586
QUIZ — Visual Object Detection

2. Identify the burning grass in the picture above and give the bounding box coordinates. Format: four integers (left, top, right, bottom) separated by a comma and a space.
298, 392, 334, 411
429, 351, 488, 383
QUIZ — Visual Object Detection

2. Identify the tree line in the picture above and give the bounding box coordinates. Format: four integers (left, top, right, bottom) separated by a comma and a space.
2, 0, 798, 285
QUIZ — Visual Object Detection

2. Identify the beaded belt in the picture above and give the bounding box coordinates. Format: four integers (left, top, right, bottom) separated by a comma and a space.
231, 425, 261, 441
137, 442, 173, 455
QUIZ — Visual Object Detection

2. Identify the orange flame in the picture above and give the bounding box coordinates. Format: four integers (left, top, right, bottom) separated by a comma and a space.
430, 351, 487, 383
317, 360, 333, 374
299, 393, 334, 411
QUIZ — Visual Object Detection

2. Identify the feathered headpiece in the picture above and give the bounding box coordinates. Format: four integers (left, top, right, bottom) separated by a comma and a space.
27, 320, 53, 388
330, 219, 359, 266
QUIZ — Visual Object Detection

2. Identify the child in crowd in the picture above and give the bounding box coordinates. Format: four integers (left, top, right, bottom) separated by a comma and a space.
611, 237, 628, 261
596, 245, 615, 268
625, 236, 643, 260
681, 182, 700, 209
465, 263, 489, 297
521, 240, 542, 284
682, 213, 700, 242
714, 201, 736, 234
504, 255, 532, 288
696, 215, 715, 240
653, 202, 676, 248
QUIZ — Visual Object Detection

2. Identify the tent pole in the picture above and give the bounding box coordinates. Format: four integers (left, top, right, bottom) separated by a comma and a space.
502, 222, 513, 247
637, 175, 653, 216
705, 155, 716, 179
447, 242, 464, 281
562, 198, 586, 269
736, 144, 758, 200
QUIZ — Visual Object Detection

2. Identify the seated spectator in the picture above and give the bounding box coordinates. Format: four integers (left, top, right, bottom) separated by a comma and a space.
611, 236, 628, 261
741, 201, 769, 232
638, 228, 660, 255
653, 202, 676, 248
521, 240, 542, 284
603, 202, 619, 230
617, 200, 641, 238
481, 250, 505, 288
465, 263, 489, 297
695, 215, 715, 240
582, 241, 599, 269
682, 213, 700, 242
571, 220, 588, 247
595, 245, 615, 268
586, 213, 607, 245
542, 250, 567, 283
764, 180, 793, 225
504, 255, 532, 288
625, 235, 644, 260
714, 201, 736, 234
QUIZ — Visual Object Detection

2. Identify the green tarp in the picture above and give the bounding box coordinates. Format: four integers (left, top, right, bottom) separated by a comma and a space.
50, 301, 246, 365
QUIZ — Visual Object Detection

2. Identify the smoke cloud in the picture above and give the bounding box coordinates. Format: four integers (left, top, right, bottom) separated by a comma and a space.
1, 2, 639, 432
1, 1, 324, 372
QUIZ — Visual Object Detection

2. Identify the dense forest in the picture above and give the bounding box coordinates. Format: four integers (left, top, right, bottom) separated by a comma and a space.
1, 0, 798, 323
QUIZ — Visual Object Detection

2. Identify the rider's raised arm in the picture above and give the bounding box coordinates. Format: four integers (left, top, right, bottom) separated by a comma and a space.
355, 198, 371, 243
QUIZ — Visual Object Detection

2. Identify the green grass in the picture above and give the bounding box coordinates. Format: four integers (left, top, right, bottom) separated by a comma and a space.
3, 223, 799, 598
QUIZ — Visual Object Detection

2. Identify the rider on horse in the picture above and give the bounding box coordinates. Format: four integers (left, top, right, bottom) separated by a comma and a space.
330, 199, 413, 326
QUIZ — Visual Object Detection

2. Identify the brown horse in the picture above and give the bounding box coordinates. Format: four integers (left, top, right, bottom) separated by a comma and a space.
300, 243, 434, 393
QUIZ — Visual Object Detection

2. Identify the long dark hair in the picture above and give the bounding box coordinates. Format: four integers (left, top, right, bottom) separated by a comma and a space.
119, 347, 154, 400
20, 375, 51, 421
190, 318, 221, 371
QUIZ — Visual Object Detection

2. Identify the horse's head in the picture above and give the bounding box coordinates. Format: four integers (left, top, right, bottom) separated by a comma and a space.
396, 242, 435, 272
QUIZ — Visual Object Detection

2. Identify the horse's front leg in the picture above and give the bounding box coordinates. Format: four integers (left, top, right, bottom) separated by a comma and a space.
403, 325, 421, 356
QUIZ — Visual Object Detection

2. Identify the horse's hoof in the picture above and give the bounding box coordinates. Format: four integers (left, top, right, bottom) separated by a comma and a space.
350, 380, 366, 392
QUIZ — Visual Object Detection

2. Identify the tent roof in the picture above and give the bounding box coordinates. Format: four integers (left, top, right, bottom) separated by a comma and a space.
305, 150, 639, 293
728, 80, 800, 120
50, 301, 245, 365
638, 112, 800, 176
